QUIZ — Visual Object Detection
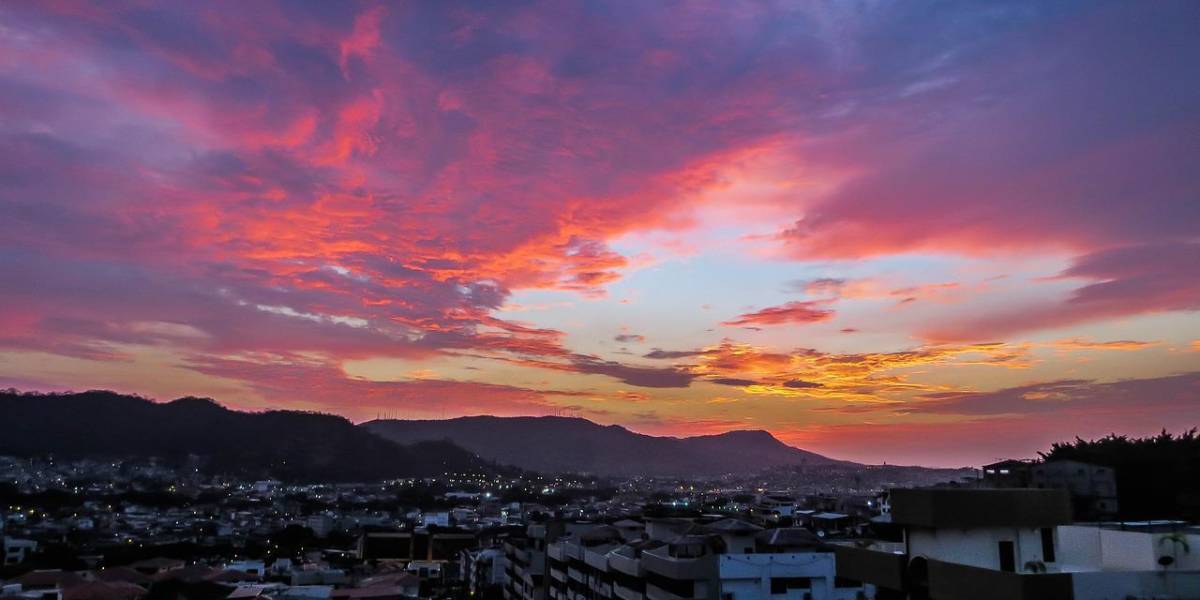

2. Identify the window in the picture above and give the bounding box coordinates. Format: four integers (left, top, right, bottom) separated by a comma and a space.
770, 578, 811, 594
1041, 528, 1056, 562
998, 541, 1016, 573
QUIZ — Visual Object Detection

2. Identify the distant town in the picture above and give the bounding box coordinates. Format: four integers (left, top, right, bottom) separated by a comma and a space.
2, 425, 1199, 600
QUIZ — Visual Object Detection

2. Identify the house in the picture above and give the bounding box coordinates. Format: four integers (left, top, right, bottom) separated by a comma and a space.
1031, 460, 1118, 520
833, 488, 1200, 599
127, 557, 184, 577
224, 560, 266, 576
981, 459, 1034, 488
4, 538, 37, 565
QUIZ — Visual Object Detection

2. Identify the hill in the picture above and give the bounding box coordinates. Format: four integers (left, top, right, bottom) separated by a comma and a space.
0, 390, 492, 482
363, 415, 850, 476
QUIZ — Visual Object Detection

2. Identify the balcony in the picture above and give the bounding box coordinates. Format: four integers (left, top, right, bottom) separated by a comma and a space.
612, 583, 643, 600
927, 559, 1073, 600
641, 547, 717, 581
608, 552, 641, 577
645, 582, 692, 600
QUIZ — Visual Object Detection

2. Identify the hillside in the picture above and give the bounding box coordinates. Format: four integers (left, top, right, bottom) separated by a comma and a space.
0, 390, 491, 482
363, 415, 849, 476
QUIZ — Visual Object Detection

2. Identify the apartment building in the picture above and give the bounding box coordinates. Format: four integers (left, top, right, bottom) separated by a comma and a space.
980, 458, 1119, 521
462, 547, 508, 599
537, 518, 863, 600
503, 523, 551, 600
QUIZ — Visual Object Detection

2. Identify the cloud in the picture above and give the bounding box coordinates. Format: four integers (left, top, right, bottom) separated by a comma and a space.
722, 301, 835, 327
566, 357, 696, 388
1050, 338, 1158, 351
614, 333, 646, 343
925, 243, 1200, 341
707, 377, 758, 387
643, 349, 705, 360
906, 372, 1200, 417
642, 340, 1032, 403
782, 379, 823, 389
184, 354, 585, 420
789, 278, 847, 296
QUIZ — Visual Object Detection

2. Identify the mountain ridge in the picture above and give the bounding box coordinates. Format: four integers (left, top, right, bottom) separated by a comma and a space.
363, 414, 854, 476
0, 390, 494, 482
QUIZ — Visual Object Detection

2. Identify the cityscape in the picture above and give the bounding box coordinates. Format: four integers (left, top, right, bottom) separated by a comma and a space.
2, 1, 1199, 600
2, 392, 1198, 600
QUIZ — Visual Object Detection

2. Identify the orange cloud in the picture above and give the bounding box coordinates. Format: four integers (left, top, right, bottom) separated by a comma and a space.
1051, 338, 1158, 351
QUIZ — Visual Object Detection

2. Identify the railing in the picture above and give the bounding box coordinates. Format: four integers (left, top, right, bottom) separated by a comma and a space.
926, 559, 1074, 600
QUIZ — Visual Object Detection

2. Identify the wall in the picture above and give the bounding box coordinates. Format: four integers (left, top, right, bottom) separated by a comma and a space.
1056, 526, 1103, 569
717, 553, 837, 600
1071, 571, 1200, 600
908, 527, 1050, 572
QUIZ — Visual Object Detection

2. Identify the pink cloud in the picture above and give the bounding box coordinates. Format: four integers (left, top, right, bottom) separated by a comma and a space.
723, 301, 835, 327
924, 243, 1200, 341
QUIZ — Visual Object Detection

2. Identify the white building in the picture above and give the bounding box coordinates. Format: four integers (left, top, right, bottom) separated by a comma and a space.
542, 519, 863, 600
834, 488, 1200, 600
4, 537, 37, 565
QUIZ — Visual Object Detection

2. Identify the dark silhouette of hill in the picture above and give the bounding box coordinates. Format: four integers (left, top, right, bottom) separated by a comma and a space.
1042, 429, 1200, 521
0, 390, 491, 482
363, 415, 852, 476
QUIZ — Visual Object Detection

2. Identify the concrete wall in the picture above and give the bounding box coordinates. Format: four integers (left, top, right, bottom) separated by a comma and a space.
1058, 526, 1200, 571
908, 527, 1050, 571
1071, 570, 1200, 600
1097, 529, 1154, 571
717, 553, 837, 600
1056, 526, 1102, 569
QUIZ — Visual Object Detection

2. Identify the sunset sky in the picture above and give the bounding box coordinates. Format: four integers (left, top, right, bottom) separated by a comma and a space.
1, 1, 1198, 466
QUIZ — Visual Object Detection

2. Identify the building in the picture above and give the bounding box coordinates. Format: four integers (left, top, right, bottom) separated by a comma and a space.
504, 523, 553, 600
358, 527, 478, 562
981, 460, 1034, 488
749, 496, 797, 525
4, 538, 37, 566
833, 488, 1200, 599
462, 547, 508, 599
1031, 461, 1118, 520
539, 519, 863, 600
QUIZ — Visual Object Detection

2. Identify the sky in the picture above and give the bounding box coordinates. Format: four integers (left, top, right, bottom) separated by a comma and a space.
1, 1, 1198, 467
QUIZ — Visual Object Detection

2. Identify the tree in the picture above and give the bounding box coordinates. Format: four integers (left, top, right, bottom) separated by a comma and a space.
1041, 429, 1200, 520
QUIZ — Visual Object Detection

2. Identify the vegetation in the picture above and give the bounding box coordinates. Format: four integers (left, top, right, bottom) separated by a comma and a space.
1041, 429, 1200, 521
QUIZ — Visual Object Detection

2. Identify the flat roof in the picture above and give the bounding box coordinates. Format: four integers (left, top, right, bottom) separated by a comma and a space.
891, 488, 1072, 528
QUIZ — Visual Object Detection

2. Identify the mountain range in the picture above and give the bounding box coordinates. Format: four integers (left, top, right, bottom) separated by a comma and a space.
364, 415, 850, 476
0, 390, 491, 482
0, 390, 856, 480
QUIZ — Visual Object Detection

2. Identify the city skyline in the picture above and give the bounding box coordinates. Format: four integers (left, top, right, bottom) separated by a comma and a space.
1, 1, 1198, 467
